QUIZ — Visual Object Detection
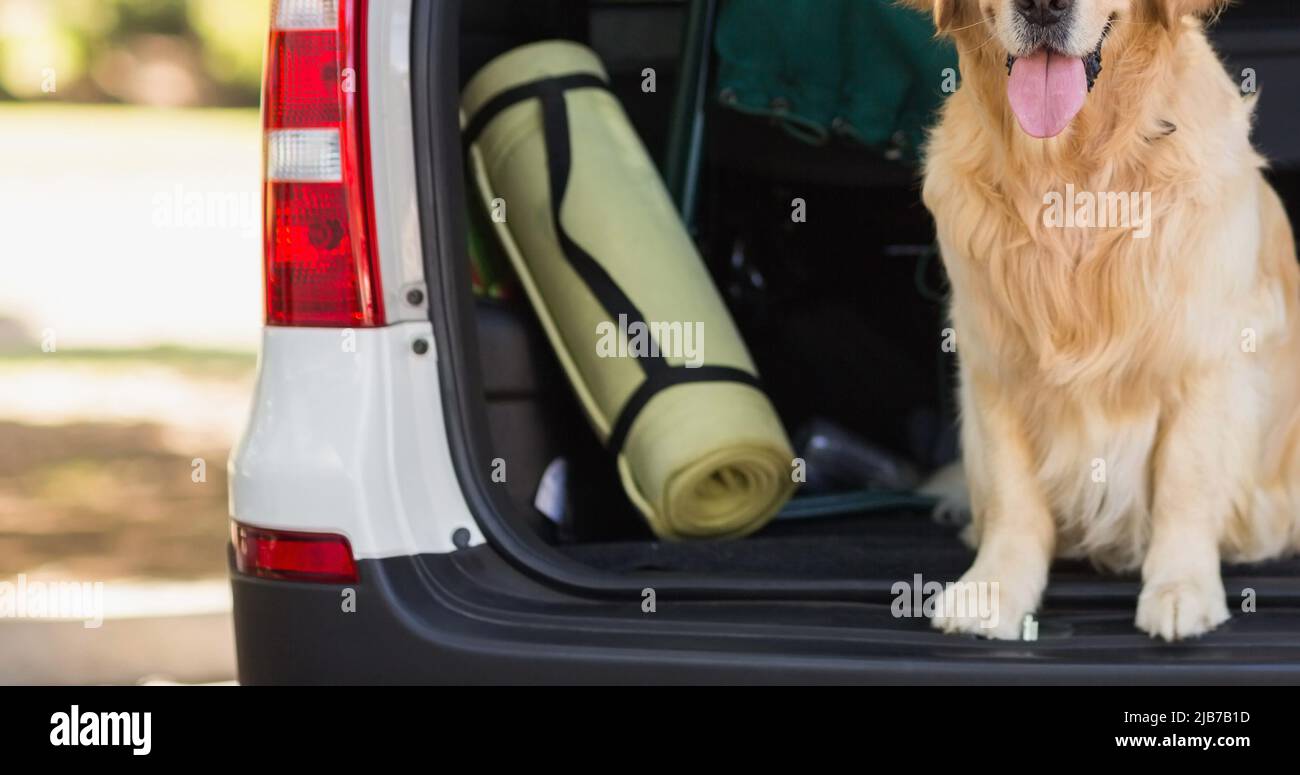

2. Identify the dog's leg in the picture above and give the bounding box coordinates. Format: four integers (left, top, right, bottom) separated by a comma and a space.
932, 377, 1054, 640
1135, 373, 1235, 641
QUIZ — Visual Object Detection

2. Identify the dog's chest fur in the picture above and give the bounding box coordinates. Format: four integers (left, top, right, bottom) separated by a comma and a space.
941, 179, 1269, 568
921, 30, 1288, 569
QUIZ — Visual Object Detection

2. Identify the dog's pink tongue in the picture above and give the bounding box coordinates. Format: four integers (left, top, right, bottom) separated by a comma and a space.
1008, 50, 1087, 138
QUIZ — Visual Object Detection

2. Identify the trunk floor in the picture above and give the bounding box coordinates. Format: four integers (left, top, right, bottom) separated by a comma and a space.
558, 512, 1300, 585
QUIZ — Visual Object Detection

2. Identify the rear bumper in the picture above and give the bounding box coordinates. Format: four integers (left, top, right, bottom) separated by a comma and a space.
231, 545, 1300, 685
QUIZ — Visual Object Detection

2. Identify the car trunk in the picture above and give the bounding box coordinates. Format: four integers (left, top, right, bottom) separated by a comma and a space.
416, 0, 1300, 623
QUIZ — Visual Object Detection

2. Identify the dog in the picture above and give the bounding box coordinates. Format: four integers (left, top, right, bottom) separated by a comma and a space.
900, 0, 1300, 640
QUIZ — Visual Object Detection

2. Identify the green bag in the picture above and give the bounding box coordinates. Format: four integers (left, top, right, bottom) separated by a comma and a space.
714, 0, 956, 160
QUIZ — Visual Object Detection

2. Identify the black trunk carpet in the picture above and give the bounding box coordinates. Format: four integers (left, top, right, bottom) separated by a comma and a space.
557, 512, 1300, 590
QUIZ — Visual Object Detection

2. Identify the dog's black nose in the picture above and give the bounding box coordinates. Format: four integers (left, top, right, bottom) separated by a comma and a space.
1015, 0, 1071, 26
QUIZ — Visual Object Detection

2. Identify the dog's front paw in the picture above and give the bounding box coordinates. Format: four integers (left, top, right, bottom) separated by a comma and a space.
1135, 576, 1230, 641
930, 565, 1040, 640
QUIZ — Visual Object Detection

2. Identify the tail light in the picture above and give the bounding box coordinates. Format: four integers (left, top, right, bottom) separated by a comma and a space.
232, 522, 359, 583
263, 0, 384, 327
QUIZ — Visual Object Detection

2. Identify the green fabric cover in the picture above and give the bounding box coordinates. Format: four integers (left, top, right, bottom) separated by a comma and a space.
714, 0, 956, 159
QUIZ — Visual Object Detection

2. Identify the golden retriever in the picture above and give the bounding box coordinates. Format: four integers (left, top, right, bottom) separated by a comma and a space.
900, 0, 1300, 640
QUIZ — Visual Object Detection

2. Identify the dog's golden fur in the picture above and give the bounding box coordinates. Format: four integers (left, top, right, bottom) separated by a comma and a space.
902, 0, 1300, 638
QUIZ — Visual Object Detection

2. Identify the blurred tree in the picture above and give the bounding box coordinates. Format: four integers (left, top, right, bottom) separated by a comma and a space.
0, 0, 103, 99
187, 0, 270, 106
0, 0, 269, 106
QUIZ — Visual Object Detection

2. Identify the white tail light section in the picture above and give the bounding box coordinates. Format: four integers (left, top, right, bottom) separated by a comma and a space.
273, 0, 340, 30
266, 129, 343, 183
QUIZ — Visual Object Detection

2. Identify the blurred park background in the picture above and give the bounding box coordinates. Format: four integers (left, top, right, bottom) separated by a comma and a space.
0, 0, 271, 683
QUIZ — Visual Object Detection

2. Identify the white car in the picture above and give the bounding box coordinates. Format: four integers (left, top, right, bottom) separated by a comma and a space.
228, 0, 1300, 683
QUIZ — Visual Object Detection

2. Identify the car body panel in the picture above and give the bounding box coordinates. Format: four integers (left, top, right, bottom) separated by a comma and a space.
230, 0, 483, 559
367, 0, 429, 322
229, 324, 484, 558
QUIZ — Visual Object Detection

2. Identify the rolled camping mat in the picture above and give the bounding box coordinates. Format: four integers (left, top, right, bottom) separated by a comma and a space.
461, 41, 797, 539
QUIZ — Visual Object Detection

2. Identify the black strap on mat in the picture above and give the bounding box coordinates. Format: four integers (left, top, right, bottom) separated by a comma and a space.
605, 365, 765, 454
463, 72, 763, 453
462, 73, 609, 152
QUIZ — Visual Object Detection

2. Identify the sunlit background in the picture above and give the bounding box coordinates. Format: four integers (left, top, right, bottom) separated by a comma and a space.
0, 0, 270, 683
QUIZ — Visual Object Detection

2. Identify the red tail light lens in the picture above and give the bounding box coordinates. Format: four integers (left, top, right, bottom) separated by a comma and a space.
232, 523, 359, 583
263, 0, 383, 327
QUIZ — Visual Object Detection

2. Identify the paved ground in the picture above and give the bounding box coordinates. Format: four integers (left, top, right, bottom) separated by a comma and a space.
0, 104, 261, 683
0, 355, 253, 683
0, 357, 253, 580
0, 580, 236, 685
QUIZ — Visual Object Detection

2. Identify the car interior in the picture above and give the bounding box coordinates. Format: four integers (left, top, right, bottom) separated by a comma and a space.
442, 0, 1300, 613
